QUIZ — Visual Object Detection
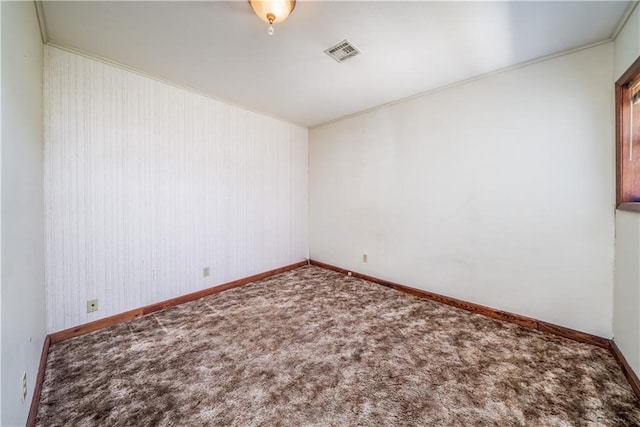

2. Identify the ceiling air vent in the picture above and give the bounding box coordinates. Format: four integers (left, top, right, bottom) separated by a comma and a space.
324, 39, 361, 63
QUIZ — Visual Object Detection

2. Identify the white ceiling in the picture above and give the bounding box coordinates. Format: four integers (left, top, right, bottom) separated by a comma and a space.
42, 1, 632, 127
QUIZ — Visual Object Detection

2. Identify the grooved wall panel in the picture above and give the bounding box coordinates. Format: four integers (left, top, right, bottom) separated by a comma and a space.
44, 46, 308, 333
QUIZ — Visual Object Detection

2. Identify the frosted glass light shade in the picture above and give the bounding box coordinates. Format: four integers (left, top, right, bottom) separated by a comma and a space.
249, 0, 296, 24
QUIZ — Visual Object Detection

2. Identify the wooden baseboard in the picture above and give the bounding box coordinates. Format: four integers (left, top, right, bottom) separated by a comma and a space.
26, 335, 51, 427
26, 258, 640, 423
308, 260, 640, 402
31, 261, 308, 423
610, 341, 640, 401
308, 260, 640, 398
50, 260, 308, 344
309, 259, 610, 349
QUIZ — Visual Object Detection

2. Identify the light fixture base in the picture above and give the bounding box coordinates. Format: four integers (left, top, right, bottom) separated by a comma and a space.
248, 0, 296, 25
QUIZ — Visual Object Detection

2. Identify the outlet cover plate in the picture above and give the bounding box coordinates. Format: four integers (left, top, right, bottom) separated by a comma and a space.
87, 299, 98, 313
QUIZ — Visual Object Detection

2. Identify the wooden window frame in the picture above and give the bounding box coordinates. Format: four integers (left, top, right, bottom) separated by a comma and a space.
616, 56, 640, 207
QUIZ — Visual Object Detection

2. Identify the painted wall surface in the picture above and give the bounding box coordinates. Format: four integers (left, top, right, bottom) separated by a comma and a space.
614, 5, 640, 82
614, 210, 640, 374
310, 43, 614, 337
1, 2, 46, 425
0, 2, 3, 424
613, 4, 640, 377
44, 47, 308, 332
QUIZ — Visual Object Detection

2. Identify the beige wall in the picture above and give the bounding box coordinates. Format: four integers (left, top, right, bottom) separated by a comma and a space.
1, 1, 46, 425
615, 5, 640, 81
310, 43, 615, 337
614, 4, 640, 377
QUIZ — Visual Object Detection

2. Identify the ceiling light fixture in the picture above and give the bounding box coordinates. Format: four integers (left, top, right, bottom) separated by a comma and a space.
249, 0, 296, 36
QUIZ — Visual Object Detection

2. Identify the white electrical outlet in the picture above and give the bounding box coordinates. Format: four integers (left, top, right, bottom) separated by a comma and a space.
363, 254, 368, 263
87, 299, 98, 313
203, 267, 210, 277
21, 372, 27, 402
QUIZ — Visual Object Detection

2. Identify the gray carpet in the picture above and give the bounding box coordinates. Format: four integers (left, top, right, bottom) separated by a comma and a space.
36, 266, 640, 426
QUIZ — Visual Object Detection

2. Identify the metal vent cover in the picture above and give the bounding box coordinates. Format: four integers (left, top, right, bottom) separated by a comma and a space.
324, 39, 361, 63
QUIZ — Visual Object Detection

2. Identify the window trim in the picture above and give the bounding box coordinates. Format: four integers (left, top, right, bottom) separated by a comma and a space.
615, 56, 640, 207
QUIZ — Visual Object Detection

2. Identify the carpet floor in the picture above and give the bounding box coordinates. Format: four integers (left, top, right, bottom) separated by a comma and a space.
36, 266, 640, 426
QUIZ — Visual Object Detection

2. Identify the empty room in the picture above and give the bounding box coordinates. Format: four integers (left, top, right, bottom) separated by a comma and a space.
4, 0, 640, 425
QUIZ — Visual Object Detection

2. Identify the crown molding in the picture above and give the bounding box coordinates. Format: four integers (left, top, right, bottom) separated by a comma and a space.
44, 41, 307, 129
611, 1, 639, 41
311, 39, 613, 130
34, 1, 48, 44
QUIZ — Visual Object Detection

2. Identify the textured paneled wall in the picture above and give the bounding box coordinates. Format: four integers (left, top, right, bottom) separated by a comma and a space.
44, 46, 308, 333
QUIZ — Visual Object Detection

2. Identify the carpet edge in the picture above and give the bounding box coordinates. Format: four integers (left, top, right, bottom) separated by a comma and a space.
26, 335, 50, 427
610, 341, 640, 401
308, 259, 610, 348
49, 260, 309, 344
308, 260, 640, 401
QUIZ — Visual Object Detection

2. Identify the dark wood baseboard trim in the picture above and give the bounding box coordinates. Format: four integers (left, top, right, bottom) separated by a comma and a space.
610, 341, 640, 401
26, 335, 51, 427
27, 258, 640, 420
309, 260, 610, 349
50, 260, 308, 344
309, 260, 640, 398
33, 261, 308, 423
